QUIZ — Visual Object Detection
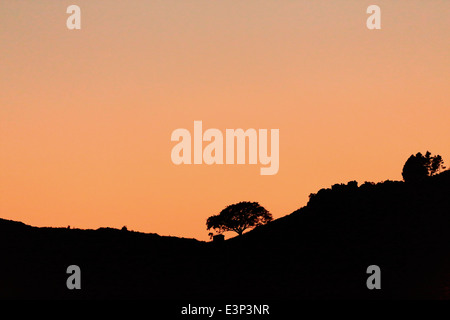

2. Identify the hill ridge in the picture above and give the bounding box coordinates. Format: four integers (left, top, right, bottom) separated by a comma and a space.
1, 170, 449, 299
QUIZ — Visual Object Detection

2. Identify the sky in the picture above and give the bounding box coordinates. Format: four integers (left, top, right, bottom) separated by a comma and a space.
1, 1, 449, 241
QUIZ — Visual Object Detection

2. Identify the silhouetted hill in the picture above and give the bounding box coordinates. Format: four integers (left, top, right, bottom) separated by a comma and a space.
1, 171, 450, 299
0, 220, 205, 299
226, 170, 450, 299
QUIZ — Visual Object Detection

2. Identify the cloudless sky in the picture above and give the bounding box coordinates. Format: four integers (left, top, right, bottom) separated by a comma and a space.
1, 1, 449, 240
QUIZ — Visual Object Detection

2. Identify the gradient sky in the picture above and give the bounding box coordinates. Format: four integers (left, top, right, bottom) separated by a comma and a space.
1, 1, 449, 240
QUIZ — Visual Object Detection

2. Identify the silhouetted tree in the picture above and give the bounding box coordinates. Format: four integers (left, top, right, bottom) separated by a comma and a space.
206, 201, 272, 237
402, 151, 445, 183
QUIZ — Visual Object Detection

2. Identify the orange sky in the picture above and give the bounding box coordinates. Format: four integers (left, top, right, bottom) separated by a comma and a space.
1, 1, 449, 241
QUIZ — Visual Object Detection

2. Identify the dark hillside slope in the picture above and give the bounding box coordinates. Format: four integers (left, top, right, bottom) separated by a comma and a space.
1, 171, 449, 299
225, 171, 450, 299
0, 220, 206, 299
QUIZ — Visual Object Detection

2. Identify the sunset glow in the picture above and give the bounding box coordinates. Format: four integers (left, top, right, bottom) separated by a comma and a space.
1, 0, 449, 241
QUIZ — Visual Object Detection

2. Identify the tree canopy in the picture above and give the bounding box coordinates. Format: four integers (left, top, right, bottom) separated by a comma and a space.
206, 201, 272, 237
402, 151, 445, 183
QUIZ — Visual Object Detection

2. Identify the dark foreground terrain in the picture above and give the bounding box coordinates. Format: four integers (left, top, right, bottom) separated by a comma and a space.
1, 171, 450, 299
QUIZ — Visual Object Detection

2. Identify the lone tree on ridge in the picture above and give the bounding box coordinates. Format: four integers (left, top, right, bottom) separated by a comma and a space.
206, 201, 272, 237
